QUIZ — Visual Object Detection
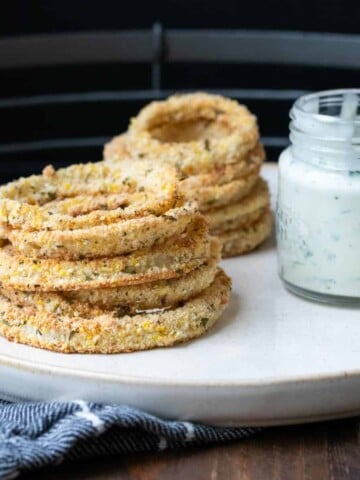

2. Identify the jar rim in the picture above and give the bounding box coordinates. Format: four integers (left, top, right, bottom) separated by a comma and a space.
289, 90, 360, 170
291, 89, 360, 128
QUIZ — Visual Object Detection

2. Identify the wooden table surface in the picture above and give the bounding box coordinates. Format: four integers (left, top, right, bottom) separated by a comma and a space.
23, 417, 360, 480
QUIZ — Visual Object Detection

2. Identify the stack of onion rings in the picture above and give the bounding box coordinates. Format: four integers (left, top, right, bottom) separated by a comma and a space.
104, 92, 272, 256
0, 158, 231, 353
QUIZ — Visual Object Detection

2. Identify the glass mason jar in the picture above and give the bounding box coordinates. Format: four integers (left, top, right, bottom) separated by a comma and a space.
277, 89, 360, 305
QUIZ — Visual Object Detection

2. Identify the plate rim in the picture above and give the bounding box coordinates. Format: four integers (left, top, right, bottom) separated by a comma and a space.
1, 347, 360, 388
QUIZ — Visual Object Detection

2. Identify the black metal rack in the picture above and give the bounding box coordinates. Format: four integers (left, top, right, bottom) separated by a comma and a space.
1, 26, 359, 182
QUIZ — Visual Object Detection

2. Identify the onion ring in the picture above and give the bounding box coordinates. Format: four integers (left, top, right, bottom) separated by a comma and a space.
220, 210, 273, 257
103, 133, 129, 162
104, 135, 264, 186
7, 201, 199, 259
180, 143, 264, 190
0, 238, 221, 316
0, 219, 212, 291
207, 178, 270, 233
125, 93, 259, 175
0, 159, 178, 231
212, 208, 266, 235
0, 269, 231, 353
187, 172, 259, 212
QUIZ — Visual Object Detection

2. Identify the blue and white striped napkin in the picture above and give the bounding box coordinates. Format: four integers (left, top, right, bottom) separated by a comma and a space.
0, 400, 258, 479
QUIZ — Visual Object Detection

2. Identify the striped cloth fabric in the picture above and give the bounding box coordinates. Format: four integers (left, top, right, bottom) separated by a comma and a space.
0, 400, 258, 479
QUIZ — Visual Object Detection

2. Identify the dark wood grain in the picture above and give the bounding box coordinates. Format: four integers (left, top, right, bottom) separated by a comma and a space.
22, 418, 360, 480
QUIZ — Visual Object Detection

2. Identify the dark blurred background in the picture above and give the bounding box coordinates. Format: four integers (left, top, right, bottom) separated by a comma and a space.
2, 0, 358, 34
0, 0, 359, 180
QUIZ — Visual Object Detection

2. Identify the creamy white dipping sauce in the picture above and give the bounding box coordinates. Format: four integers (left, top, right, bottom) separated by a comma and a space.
277, 89, 360, 304
277, 148, 360, 298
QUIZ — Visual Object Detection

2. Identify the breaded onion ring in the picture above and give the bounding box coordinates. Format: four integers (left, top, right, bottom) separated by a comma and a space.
104, 134, 264, 186
0, 269, 231, 353
220, 210, 273, 258
180, 143, 264, 190
124, 93, 259, 175
0, 219, 212, 291
0, 238, 221, 316
212, 209, 266, 235
187, 172, 259, 212
104, 136, 264, 213
104, 135, 264, 190
7, 201, 199, 259
207, 178, 270, 233
103, 133, 129, 162
0, 159, 178, 231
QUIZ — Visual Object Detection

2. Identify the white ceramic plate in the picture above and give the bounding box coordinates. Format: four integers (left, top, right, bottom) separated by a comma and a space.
1, 164, 360, 426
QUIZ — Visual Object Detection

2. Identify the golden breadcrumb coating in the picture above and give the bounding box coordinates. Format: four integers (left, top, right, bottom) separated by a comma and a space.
0, 219, 212, 291
207, 178, 270, 233
125, 93, 259, 175
0, 269, 231, 354
220, 210, 273, 257
0, 238, 222, 315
